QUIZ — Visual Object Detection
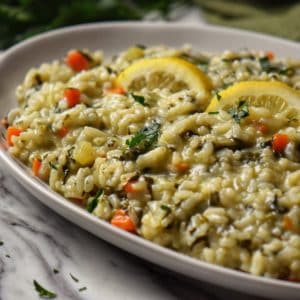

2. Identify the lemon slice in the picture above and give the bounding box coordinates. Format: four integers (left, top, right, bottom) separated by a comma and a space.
206, 81, 300, 117
116, 57, 212, 96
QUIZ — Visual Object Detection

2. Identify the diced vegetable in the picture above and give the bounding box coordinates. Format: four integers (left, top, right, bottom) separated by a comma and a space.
105, 86, 126, 95
265, 51, 274, 60
6, 126, 22, 146
73, 141, 96, 166
253, 121, 269, 134
272, 133, 289, 152
174, 162, 190, 173
87, 189, 103, 213
64, 88, 81, 108
57, 127, 69, 138
66, 50, 89, 72
32, 158, 42, 177
228, 100, 249, 123
123, 181, 137, 193
111, 209, 136, 232
283, 215, 294, 231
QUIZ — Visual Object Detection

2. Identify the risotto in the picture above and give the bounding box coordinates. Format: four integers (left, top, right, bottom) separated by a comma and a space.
3, 45, 300, 281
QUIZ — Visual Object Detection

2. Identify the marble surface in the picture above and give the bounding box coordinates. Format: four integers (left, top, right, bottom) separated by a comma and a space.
0, 8, 277, 300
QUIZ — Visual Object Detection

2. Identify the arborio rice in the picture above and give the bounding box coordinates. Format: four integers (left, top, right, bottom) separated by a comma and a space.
4, 45, 300, 281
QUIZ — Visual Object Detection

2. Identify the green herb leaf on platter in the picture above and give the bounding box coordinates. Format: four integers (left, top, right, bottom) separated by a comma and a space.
87, 189, 103, 213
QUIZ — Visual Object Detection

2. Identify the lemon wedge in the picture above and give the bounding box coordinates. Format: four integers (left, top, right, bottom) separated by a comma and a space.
206, 81, 300, 117
116, 57, 212, 96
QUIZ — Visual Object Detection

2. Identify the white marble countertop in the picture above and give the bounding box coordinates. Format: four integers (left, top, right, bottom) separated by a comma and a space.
0, 8, 277, 300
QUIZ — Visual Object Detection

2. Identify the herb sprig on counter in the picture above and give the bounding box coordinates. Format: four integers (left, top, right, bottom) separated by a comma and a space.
33, 280, 57, 299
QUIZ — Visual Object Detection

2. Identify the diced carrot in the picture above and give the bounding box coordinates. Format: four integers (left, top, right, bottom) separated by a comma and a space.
64, 88, 81, 108
105, 86, 126, 95
123, 181, 137, 193
0, 117, 8, 129
6, 127, 22, 146
272, 133, 289, 153
32, 158, 42, 177
253, 121, 269, 134
57, 126, 69, 138
65, 50, 89, 72
265, 51, 274, 60
283, 215, 294, 231
111, 209, 136, 232
174, 162, 190, 173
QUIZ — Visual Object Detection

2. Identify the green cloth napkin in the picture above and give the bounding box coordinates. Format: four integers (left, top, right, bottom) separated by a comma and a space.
193, 0, 300, 41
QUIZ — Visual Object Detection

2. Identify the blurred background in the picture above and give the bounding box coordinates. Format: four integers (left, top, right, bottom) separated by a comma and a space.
1, 0, 300, 49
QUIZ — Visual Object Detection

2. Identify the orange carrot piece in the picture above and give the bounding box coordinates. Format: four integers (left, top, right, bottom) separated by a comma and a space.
174, 162, 190, 173
283, 215, 294, 231
64, 88, 81, 108
123, 181, 137, 193
6, 127, 22, 146
65, 50, 89, 72
105, 86, 126, 95
265, 51, 274, 60
32, 158, 42, 177
111, 209, 136, 232
253, 121, 269, 134
57, 127, 69, 138
272, 133, 289, 153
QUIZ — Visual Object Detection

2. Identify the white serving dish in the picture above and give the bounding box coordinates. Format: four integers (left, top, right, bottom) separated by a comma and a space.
0, 22, 299, 299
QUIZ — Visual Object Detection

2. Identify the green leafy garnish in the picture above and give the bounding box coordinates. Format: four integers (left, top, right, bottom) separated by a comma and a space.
259, 57, 272, 72
70, 273, 79, 283
126, 120, 161, 154
53, 269, 59, 274
160, 204, 171, 213
208, 111, 219, 115
79, 287, 87, 292
48, 162, 58, 170
131, 93, 146, 106
87, 189, 103, 213
216, 92, 221, 101
0, 241, 3, 246
228, 100, 249, 123
33, 280, 57, 299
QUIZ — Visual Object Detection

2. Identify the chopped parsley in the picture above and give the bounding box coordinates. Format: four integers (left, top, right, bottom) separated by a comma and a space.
87, 189, 103, 213
208, 111, 219, 115
126, 120, 161, 154
160, 204, 171, 213
79, 287, 87, 292
53, 269, 59, 274
5, 254, 10, 258
70, 273, 79, 283
33, 280, 57, 299
0, 241, 3, 246
228, 100, 249, 123
216, 92, 222, 101
131, 93, 146, 106
48, 162, 58, 170
259, 57, 272, 72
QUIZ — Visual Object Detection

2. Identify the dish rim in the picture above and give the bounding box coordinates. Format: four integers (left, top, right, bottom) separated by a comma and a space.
0, 21, 299, 292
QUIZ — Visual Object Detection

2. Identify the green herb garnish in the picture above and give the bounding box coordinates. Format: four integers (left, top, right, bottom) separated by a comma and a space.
87, 189, 103, 213
33, 280, 57, 299
5, 254, 10, 258
160, 204, 171, 213
53, 269, 59, 274
208, 111, 219, 115
259, 57, 272, 72
228, 100, 249, 123
0, 241, 3, 246
126, 120, 161, 154
131, 93, 146, 106
216, 92, 221, 101
79, 287, 87, 292
48, 162, 58, 170
70, 273, 79, 283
